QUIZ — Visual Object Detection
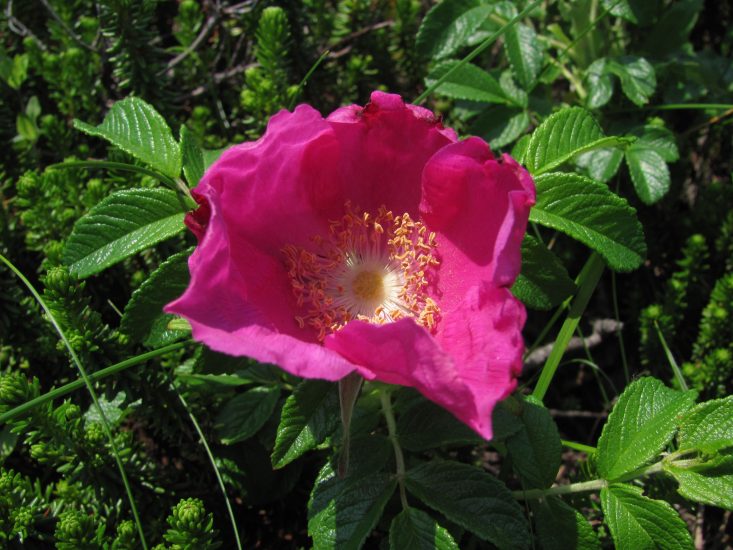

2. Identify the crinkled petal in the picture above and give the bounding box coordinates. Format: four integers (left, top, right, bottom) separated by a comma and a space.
326, 284, 523, 441
436, 283, 526, 439
166, 177, 358, 381
325, 91, 457, 215
420, 138, 535, 314
325, 318, 476, 428
198, 104, 344, 254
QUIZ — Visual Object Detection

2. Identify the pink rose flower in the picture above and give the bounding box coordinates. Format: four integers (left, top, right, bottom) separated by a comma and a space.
166, 91, 535, 440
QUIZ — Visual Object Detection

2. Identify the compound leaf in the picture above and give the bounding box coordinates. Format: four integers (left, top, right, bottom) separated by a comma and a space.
597, 378, 697, 480
529, 172, 646, 272
63, 188, 186, 278
600, 484, 693, 550
389, 508, 459, 550
405, 461, 529, 549
74, 97, 181, 178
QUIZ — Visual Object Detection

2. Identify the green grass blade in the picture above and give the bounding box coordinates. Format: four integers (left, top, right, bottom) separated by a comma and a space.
0, 341, 189, 425
532, 253, 606, 402
0, 252, 149, 550
175, 388, 243, 550
654, 320, 689, 391
288, 50, 330, 110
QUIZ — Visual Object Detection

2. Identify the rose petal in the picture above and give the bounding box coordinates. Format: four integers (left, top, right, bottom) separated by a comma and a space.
325, 91, 457, 215
420, 138, 535, 314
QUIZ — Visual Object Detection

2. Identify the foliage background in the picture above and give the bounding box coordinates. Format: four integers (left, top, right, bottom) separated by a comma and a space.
0, 0, 732, 548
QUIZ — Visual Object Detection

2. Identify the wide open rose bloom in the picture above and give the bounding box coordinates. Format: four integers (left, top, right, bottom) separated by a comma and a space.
166, 91, 535, 440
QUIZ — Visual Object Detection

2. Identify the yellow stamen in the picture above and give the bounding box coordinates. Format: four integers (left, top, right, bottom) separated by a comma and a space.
282, 203, 441, 341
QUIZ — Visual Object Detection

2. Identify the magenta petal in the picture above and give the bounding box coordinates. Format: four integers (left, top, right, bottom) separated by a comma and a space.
166, 193, 357, 381
199, 104, 343, 254
420, 138, 535, 314
166, 91, 535, 440
325, 319, 478, 431
436, 284, 526, 439
325, 91, 457, 214
325, 286, 523, 441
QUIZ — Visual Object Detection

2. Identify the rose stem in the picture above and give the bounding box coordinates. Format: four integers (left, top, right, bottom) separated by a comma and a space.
379, 390, 409, 509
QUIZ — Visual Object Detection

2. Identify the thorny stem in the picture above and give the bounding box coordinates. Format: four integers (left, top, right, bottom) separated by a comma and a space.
532, 253, 606, 402
380, 390, 408, 509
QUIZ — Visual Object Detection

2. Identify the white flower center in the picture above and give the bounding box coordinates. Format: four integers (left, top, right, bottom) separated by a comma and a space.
282, 204, 441, 341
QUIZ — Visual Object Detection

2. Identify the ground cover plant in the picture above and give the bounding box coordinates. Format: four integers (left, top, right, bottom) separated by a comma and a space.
1, 0, 732, 548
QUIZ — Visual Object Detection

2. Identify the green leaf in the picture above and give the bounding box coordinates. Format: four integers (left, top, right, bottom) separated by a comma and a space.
84, 391, 133, 428
405, 461, 530, 549
175, 373, 253, 388
308, 437, 394, 550
147, 307, 190, 347
196, 348, 281, 383
416, 0, 491, 60
632, 125, 679, 162
601, 0, 657, 25
665, 453, 733, 510
575, 147, 625, 183
596, 378, 697, 480
120, 248, 191, 345
202, 147, 227, 171
524, 107, 628, 175
397, 398, 482, 452
0, 425, 18, 462
529, 172, 647, 272
15, 113, 38, 142
505, 398, 562, 488
585, 58, 613, 109
2, 53, 28, 89
600, 484, 694, 550
490, 399, 526, 441
512, 235, 576, 310
626, 146, 670, 204
271, 380, 340, 469
498, 70, 528, 108
25, 95, 41, 122
63, 188, 186, 278
532, 496, 601, 550
180, 126, 205, 187
677, 396, 733, 454
606, 57, 656, 107
511, 134, 531, 163
389, 508, 459, 550
74, 97, 182, 178
425, 61, 510, 104
641, 0, 703, 57
504, 23, 543, 89
215, 386, 281, 445
471, 106, 529, 149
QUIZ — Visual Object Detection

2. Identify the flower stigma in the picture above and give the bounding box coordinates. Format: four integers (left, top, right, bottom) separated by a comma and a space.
282, 203, 441, 341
